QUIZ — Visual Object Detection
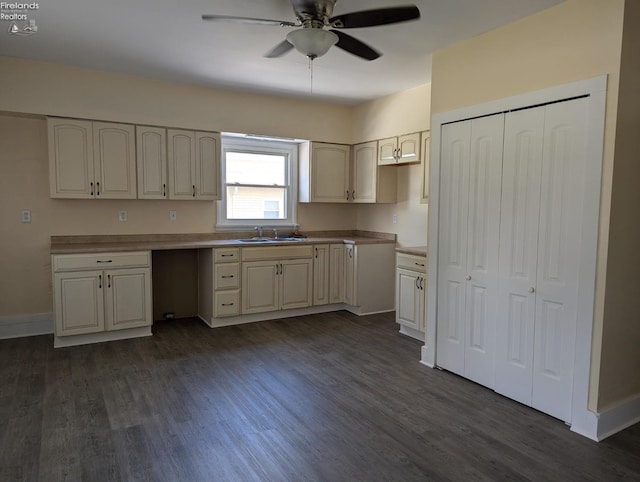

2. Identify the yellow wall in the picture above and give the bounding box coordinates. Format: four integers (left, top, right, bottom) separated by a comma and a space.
598, 0, 640, 409
353, 84, 431, 247
430, 0, 626, 411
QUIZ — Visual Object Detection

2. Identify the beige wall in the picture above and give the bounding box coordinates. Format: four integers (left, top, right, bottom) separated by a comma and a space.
430, 0, 626, 411
352, 84, 431, 247
598, 0, 640, 409
0, 57, 359, 318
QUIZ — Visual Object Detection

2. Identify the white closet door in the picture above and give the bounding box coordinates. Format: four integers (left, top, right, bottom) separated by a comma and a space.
532, 98, 587, 421
463, 115, 504, 388
436, 121, 471, 376
495, 106, 545, 406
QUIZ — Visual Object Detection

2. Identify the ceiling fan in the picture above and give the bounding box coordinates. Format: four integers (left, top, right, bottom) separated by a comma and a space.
202, 0, 420, 61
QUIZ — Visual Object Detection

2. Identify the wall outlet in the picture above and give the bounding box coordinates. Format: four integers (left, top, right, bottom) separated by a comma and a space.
169, 210, 177, 221
392, 213, 398, 224
21, 209, 31, 223
119, 210, 128, 222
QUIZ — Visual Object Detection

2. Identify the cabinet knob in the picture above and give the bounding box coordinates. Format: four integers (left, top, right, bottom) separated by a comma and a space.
465, 275, 471, 281
529, 287, 535, 293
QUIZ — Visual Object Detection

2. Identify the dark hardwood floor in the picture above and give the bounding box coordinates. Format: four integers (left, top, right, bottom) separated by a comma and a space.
1, 311, 639, 481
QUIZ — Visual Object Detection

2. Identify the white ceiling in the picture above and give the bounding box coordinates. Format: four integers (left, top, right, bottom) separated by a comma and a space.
0, 0, 564, 105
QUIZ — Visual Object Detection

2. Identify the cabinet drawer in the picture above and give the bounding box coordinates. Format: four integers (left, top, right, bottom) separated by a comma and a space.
214, 248, 239, 263
53, 251, 151, 272
396, 253, 427, 273
215, 263, 239, 289
214, 290, 240, 317
242, 245, 313, 261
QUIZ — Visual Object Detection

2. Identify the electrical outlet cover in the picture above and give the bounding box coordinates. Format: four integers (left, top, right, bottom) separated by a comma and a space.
119, 210, 128, 222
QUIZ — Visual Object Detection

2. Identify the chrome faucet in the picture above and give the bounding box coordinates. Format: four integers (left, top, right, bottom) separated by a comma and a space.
272, 228, 278, 239
254, 226, 264, 238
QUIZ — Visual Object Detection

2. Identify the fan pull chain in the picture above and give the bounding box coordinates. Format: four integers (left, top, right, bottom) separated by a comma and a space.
308, 57, 314, 94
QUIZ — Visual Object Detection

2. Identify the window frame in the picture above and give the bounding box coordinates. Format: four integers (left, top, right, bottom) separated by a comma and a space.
216, 135, 299, 230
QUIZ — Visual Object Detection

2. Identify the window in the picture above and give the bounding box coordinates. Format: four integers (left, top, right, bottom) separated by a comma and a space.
217, 135, 298, 229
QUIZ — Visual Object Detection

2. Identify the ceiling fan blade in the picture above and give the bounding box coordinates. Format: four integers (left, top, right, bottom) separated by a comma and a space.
201, 14, 298, 27
329, 5, 420, 29
265, 40, 294, 58
331, 30, 380, 61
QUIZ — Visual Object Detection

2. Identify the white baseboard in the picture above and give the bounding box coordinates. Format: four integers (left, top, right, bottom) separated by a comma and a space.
593, 394, 640, 441
398, 324, 425, 341
0, 312, 54, 339
53, 326, 152, 348
420, 345, 435, 368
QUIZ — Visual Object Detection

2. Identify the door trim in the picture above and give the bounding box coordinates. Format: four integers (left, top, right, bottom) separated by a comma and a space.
425, 75, 607, 440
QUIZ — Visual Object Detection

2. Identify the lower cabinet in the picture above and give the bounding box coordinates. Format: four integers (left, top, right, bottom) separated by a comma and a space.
395, 253, 427, 339
242, 258, 313, 314
52, 252, 152, 337
344, 243, 396, 314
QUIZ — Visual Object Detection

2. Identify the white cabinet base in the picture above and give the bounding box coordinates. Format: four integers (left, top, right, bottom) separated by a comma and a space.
399, 324, 425, 342
54, 325, 152, 348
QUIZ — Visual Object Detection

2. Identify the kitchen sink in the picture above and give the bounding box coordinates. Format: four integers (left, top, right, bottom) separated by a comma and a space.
236, 237, 305, 243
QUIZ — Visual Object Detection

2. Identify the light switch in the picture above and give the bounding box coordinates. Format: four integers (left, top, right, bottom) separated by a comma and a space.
119, 210, 128, 222
392, 213, 398, 224
21, 210, 31, 223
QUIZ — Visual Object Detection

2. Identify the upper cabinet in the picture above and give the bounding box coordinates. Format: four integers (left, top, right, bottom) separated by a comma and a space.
167, 129, 220, 200
136, 125, 167, 200
49, 118, 136, 199
299, 142, 351, 203
351, 141, 396, 204
378, 132, 421, 165
420, 130, 430, 203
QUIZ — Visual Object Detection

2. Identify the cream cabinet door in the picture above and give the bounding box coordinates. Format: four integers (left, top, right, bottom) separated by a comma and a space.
242, 261, 279, 314
378, 137, 397, 165
195, 131, 220, 200
168, 129, 197, 199
136, 126, 167, 199
420, 131, 431, 203
280, 258, 313, 310
313, 245, 330, 306
329, 244, 345, 304
54, 270, 104, 336
310, 143, 350, 202
352, 141, 377, 203
344, 245, 357, 305
397, 132, 420, 164
396, 268, 425, 332
104, 267, 152, 331
48, 118, 94, 198
93, 122, 137, 199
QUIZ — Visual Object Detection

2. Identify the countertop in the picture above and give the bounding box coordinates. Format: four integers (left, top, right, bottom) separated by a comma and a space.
50, 231, 396, 254
395, 245, 427, 257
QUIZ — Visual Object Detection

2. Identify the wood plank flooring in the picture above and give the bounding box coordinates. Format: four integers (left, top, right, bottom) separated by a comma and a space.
1, 311, 639, 481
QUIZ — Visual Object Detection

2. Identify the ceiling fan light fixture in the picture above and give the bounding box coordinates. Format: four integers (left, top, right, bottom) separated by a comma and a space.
286, 28, 338, 59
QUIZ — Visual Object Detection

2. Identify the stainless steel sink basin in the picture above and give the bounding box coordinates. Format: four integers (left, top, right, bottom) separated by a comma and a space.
236, 237, 305, 243
237, 238, 272, 243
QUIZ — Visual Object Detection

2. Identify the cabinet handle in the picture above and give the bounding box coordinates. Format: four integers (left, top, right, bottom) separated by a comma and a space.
96, 182, 100, 196
466, 275, 471, 281
192, 185, 196, 197
346, 190, 349, 200
90, 182, 94, 196
415, 262, 425, 267
315, 247, 318, 259
420, 277, 424, 290
415, 278, 420, 290
221, 254, 234, 257
96, 260, 113, 264
221, 302, 234, 306
352, 190, 355, 200
163, 183, 166, 197
221, 275, 234, 279
98, 274, 102, 289
529, 287, 535, 293
275, 263, 280, 275
107, 274, 111, 288
348, 249, 353, 259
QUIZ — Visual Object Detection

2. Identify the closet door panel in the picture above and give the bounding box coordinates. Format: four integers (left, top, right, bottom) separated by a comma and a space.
436, 121, 471, 376
532, 98, 587, 421
495, 107, 545, 405
463, 114, 504, 389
